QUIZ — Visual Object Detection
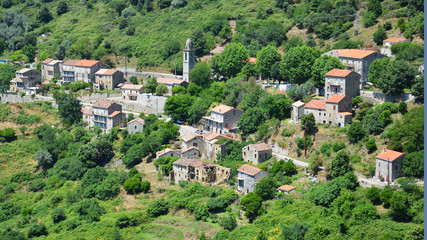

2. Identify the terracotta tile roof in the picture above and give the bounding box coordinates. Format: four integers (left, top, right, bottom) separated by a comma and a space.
81, 107, 93, 115
16, 68, 33, 74
181, 147, 200, 153
278, 185, 295, 192
128, 117, 145, 125
305, 100, 326, 110
326, 94, 350, 103
383, 37, 409, 43
249, 143, 271, 151
338, 112, 352, 116
238, 164, 267, 176
292, 100, 305, 108
182, 132, 202, 142
338, 49, 377, 59
376, 149, 404, 162
211, 104, 242, 114
63, 59, 80, 66
121, 84, 144, 90
202, 132, 221, 141
325, 69, 353, 77
75, 59, 100, 67
95, 69, 118, 75
42, 58, 54, 64
157, 148, 181, 157
157, 77, 185, 85
108, 111, 121, 118
173, 158, 213, 167
93, 99, 114, 108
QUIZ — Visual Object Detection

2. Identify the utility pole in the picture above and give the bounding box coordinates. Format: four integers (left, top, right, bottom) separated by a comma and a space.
387, 157, 390, 186
354, 13, 359, 36
304, 123, 307, 156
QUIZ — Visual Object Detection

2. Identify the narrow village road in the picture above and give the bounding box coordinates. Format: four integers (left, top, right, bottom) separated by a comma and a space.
272, 151, 309, 168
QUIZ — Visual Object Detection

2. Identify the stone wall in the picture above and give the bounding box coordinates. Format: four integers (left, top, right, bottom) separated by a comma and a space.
136, 93, 167, 114
78, 93, 122, 104
0, 94, 49, 104
360, 91, 414, 104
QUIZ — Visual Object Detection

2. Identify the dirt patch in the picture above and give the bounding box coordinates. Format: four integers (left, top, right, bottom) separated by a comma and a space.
376, 205, 388, 214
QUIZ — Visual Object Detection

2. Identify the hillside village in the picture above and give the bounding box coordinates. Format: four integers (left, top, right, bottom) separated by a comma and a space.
0, 0, 424, 239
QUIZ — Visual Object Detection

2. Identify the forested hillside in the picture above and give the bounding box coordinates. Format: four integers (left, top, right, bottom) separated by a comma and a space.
0, 0, 424, 72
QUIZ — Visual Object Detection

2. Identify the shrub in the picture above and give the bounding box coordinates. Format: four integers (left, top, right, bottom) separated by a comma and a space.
383, 21, 392, 30
332, 142, 346, 152
116, 214, 138, 228
398, 101, 407, 115
147, 199, 169, 217
34, 150, 54, 170
29, 179, 46, 192
141, 181, 151, 193
27, 223, 48, 238
194, 205, 209, 221
219, 213, 237, 231
206, 198, 228, 213
281, 128, 294, 137
51, 207, 66, 223
366, 138, 377, 153
123, 177, 141, 194
74, 198, 105, 222
178, 180, 188, 188
0, 128, 16, 142
365, 187, 381, 205
10, 171, 31, 183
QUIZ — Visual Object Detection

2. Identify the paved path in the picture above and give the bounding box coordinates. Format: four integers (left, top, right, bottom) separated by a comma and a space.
272, 151, 309, 168
179, 125, 199, 137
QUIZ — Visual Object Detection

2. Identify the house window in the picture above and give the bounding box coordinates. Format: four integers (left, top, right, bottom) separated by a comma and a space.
193, 143, 198, 147
318, 112, 321, 116
327, 78, 330, 82
323, 113, 326, 116
395, 165, 398, 170
306, 111, 308, 114
333, 106, 336, 110
379, 162, 380, 167
185, 53, 187, 61
341, 79, 343, 84
254, 154, 257, 158
135, 126, 137, 129
233, 110, 235, 115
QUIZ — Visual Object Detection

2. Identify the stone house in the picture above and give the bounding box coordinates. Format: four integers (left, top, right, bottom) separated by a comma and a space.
202, 104, 244, 134
74, 60, 107, 83
181, 147, 201, 159
41, 58, 62, 82
172, 158, 231, 185
237, 164, 269, 194
156, 77, 189, 94
120, 84, 144, 100
156, 148, 182, 159
302, 94, 352, 127
127, 117, 145, 134
81, 107, 93, 127
337, 49, 386, 86
9, 68, 41, 94
94, 69, 125, 90
380, 37, 410, 57
375, 149, 405, 183
277, 185, 296, 194
90, 99, 125, 133
242, 143, 272, 165
325, 69, 360, 99
61, 59, 80, 83
291, 100, 305, 123
182, 132, 205, 153
181, 132, 230, 161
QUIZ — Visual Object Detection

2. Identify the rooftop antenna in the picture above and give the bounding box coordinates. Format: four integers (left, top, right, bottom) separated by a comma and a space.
354, 13, 359, 36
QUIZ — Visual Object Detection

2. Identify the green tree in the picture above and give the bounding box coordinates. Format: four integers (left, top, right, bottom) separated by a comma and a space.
389, 192, 410, 222
237, 107, 266, 134
190, 62, 211, 88
147, 199, 169, 217
219, 213, 237, 231
240, 192, 263, 222
347, 122, 367, 143
51, 207, 66, 223
155, 84, 168, 96
37, 6, 53, 23
172, 86, 187, 95
363, 11, 377, 28
280, 45, 320, 85
53, 91, 82, 126
123, 144, 142, 168
141, 180, 151, 193
411, 74, 423, 103
74, 198, 105, 222
164, 94, 195, 122
219, 24, 232, 39
27, 223, 48, 238
365, 187, 381, 205
254, 176, 276, 200
365, 138, 377, 153
377, 60, 417, 97
367, 58, 390, 87
0, 38, 6, 56
311, 55, 345, 87
194, 204, 209, 221
161, 40, 181, 60
402, 150, 424, 178
330, 150, 353, 178
22, 45, 37, 63
56, 1, 68, 15
367, 0, 382, 17
373, 27, 387, 46
218, 43, 249, 78
256, 45, 281, 80
145, 77, 158, 94
123, 177, 141, 194
34, 150, 53, 170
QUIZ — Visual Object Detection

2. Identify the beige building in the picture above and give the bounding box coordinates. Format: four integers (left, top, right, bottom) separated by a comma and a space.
127, 117, 145, 134
74, 60, 107, 83
120, 84, 144, 100
181, 147, 201, 159
9, 68, 41, 94
181, 132, 230, 161
242, 143, 272, 165
291, 100, 305, 123
82, 107, 93, 127
375, 149, 405, 183
237, 164, 269, 194
303, 94, 352, 127
203, 104, 244, 134
277, 185, 296, 194
381, 37, 411, 57
156, 148, 182, 159
41, 58, 62, 82
325, 69, 360, 99
88, 99, 125, 133
94, 69, 125, 90
156, 77, 189, 94
337, 49, 386, 86
172, 158, 231, 185
61, 59, 80, 83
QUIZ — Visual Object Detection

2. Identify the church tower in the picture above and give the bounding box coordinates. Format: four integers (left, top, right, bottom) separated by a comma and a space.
183, 38, 195, 82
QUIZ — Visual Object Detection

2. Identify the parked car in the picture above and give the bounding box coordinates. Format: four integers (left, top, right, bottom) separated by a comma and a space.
195, 129, 203, 134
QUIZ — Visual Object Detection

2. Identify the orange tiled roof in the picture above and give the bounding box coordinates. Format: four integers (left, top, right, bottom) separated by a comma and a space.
338, 49, 377, 59
128, 117, 145, 125
181, 147, 200, 153
211, 104, 242, 114
278, 185, 295, 191
81, 107, 93, 115
156, 148, 181, 156
42, 58, 54, 64
376, 149, 404, 162
95, 69, 118, 75
157, 77, 185, 85
108, 111, 121, 118
305, 100, 326, 110
325, 69, 354, 77
63, 59, 80, 66
182, 132, 202, 142
121, 84, 144, 90
75, 59, 100, 67
383, 37, 409, 43
16, 68, 32, 74
93, 99, 114, 108
338, 112, 352, 116
326, 94, 349, 103
292, 100, 305, 108
238, 164, 267, 176
202, 132, 221, 141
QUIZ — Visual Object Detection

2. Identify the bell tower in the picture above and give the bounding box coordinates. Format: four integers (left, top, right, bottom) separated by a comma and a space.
183, 38, 195, 82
